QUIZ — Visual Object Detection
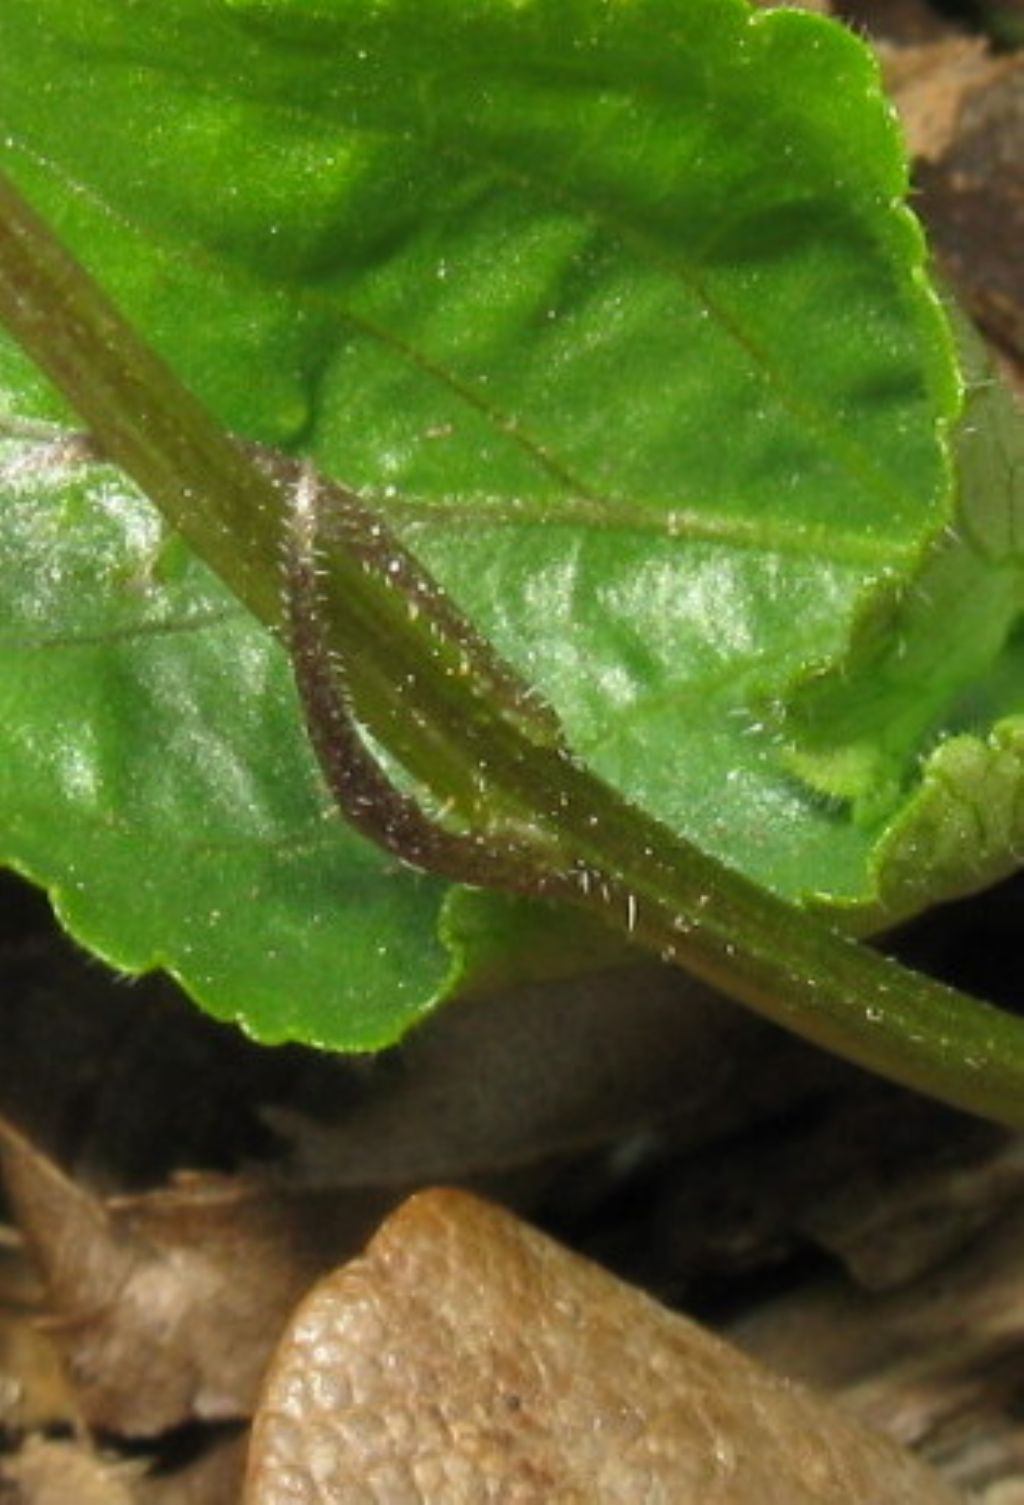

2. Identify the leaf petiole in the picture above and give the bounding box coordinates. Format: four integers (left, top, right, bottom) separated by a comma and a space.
2, 166, 1024, 1126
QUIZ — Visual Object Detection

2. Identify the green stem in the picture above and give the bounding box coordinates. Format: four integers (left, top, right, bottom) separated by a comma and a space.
0, 172, 515, 816
2, 167, 1023, 1127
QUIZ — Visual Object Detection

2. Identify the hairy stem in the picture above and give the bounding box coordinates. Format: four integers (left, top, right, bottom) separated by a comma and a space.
284, 459, 576, 890
0, 173, 530, 817
2, 166, 1024, 1126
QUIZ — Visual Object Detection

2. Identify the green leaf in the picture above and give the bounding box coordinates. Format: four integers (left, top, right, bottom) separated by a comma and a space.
786, 308, 1024, 926
0, 0, 1020, 1050
0, 444, 451, 1048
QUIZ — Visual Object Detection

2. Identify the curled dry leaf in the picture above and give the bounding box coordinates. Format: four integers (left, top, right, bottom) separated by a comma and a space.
246, 1189, 961, 1505
267, 967, 805, 1187
627, 1089, 1013, 1297
876, 35, 1024, 361
730, 1196, 1024, 1489
797, 1125, 1024, 1290
0, 1243, 79, 1435
914, 53, 1024, 356
881, 37, 1009, 162
0, 1436, 142, 1505
0, 1118, 388, 1436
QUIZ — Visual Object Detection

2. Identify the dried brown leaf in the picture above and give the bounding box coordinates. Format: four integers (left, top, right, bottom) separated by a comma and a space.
913, 55, 1024, 358
0, 1245, 79, 1434
246, 1189, 961, 1504
646, 1090, 1018, 1297
0, 1436, 142, 1505
881, 38, 1008, 161
0, 1119, 387, 1436
267, 967, 826, 1187
837, 1, 955, 44
731, 1198, 1024, 1486
799, 1130, 1024, 1289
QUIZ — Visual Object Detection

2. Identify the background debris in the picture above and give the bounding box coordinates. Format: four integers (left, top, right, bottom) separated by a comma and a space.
0, 1119, 387, 1436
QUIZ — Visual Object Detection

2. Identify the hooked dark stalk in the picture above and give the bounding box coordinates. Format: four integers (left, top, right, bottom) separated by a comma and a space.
2, 165, 1024, 1127
283, 457, 578, 891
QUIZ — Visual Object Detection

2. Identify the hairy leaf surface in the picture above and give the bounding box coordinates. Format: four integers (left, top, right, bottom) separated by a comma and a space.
1, 0, 1020, 1045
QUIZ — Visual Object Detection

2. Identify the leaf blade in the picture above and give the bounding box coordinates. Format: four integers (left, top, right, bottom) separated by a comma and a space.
1, 0, 1020, 1051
